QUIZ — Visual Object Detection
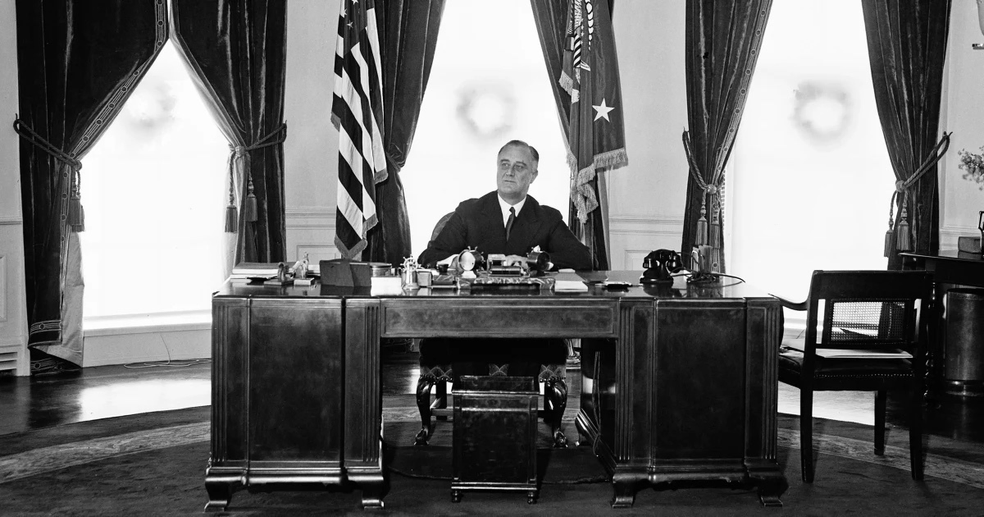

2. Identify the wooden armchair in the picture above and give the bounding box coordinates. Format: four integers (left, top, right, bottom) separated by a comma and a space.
772, 270, 933, 483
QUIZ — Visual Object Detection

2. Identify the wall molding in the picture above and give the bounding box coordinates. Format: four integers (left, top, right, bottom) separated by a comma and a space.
941, 225, 981, 249
609, 215, 684, 236
0, 217, 23, 225
0, 255, 6, 322
286, 207, 333, 229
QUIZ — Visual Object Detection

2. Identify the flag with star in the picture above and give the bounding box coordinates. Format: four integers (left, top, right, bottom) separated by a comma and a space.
331, 0, 387, 259
560, 0, 627, 268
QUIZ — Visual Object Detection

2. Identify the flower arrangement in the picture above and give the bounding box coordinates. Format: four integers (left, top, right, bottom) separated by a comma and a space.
958, 146, 984, 190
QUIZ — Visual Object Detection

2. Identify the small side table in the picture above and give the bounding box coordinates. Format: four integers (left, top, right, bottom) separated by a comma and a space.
452, 375, 539, 504
901, 250, 984, 397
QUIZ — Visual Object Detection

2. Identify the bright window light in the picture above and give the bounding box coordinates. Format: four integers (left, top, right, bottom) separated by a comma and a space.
80, 41, 228, 320
729, 0, 896, 304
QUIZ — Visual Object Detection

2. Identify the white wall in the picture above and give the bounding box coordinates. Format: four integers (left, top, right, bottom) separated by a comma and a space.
607, 0, 689, 270
283, 0, 341, 264
941, 0, 984, 248
0, 0, 28, 375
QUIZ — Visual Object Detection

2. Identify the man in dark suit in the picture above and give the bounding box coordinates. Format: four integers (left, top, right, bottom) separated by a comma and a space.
413, 140, 591, 448
418, 140, 592, 270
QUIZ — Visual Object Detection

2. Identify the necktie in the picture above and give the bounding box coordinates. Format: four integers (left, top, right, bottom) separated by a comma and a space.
505, 207, 516, 241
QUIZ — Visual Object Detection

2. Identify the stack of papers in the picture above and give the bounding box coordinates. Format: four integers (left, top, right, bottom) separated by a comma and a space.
555, 280, 588, 292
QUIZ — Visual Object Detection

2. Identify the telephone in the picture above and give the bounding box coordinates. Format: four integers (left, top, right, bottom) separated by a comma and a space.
640, 249, 683, 284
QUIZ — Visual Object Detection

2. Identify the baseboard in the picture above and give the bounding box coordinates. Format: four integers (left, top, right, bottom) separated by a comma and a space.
82, 313, 211, 368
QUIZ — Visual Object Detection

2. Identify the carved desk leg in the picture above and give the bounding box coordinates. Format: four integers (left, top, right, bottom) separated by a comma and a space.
203, 470, 240, 512
750, 470, 789, 508
610, 473, 641, 508
361, 480, 386, 509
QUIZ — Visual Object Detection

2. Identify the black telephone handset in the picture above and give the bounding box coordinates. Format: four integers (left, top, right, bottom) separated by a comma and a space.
640, 249, 683, 284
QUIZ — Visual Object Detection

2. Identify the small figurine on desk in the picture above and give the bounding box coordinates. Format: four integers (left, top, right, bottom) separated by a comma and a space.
292, 254, 316, 286
291, 254, 309, 279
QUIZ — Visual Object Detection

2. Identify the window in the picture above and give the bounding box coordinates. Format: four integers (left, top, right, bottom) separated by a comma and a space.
729, 0, 895, 304
80, 41, 228, 322
402, 0, 570, 258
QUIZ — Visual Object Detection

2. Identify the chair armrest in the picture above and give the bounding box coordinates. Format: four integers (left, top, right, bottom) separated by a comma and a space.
769, 293, 807, 312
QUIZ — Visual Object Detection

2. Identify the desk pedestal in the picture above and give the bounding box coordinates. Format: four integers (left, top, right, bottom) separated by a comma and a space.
576, 297, 785, 508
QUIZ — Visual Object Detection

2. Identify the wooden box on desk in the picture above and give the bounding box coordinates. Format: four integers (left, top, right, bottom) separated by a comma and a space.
451, 375, 539, 504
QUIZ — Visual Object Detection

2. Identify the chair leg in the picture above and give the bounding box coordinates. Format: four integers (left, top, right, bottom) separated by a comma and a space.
800, 388, 815, 483
543, 377, 568, 448
874, 390, 887, 455
415, 376, 436, 446
909, 386, 924, 480
434, 379, 449, 420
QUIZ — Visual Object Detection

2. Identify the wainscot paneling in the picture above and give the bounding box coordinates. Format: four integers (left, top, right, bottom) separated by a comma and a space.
286, 207, 340, 262
609, 216, 684, 271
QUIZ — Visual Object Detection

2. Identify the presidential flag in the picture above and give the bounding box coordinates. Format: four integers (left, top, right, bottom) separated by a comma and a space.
332, 0, 388, 259
562, 0, 627, 223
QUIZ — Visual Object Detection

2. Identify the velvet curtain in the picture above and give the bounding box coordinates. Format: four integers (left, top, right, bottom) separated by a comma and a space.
14, 0, 167, 370
362, 0, 446, 266
680, 0, 772, 275
170, 0, 288, 265
531, 0, 627, 271
861, 0, 951, 271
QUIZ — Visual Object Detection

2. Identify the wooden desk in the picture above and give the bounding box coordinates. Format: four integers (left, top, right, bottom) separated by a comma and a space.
901, 251, 984, 395
206, 272, 786, 510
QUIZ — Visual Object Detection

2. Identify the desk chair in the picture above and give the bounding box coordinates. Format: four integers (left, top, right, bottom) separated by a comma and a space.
414, 213, 569, 448
773, 270, 933, 483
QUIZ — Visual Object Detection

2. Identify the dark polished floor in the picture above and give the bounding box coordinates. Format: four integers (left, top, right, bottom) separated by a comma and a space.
2, 347, 984, 448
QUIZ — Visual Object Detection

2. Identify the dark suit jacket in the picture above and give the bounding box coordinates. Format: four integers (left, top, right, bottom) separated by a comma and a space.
418, 192, 592, 270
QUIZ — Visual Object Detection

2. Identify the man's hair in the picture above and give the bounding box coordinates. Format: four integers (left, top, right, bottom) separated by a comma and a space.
499, 139, 539, 167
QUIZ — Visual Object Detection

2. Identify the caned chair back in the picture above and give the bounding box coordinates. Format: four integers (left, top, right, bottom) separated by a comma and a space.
801, 270, 932, 360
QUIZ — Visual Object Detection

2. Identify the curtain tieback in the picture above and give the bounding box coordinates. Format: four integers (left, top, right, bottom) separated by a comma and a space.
884, 131, 951, 256
682, 130, 724, 247
225, 123, 288, 232
13, 117, 86, 232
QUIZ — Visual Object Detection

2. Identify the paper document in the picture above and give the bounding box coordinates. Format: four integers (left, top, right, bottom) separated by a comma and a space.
555, 280, 588, 292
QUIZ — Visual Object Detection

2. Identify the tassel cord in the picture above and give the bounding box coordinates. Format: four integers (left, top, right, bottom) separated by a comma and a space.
226, 124, 288, 230
13, 117, 85, 231
683, 130, 724, 248
885, 132, 951, 252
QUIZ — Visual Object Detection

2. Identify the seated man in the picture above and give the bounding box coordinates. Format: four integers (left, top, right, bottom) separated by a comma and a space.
415, 139, 592, 447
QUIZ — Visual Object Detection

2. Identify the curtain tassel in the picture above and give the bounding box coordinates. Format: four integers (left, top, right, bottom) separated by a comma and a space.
68, 195, 85, 232
244, 175, 258, 223
883, 227, 894, 258
708, 201, 721, 247
695, 197, 708, 246
895, 200, 911, 252
896, 219, 911, 251
225, 205, 238, 233
68, 170, 84, 232
224, 178, 238, 233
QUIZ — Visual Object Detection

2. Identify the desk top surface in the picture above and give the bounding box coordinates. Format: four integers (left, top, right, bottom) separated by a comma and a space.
215, 270, 774, 302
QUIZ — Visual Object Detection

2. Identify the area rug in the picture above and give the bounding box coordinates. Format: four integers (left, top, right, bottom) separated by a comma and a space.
2, 406, 984, 516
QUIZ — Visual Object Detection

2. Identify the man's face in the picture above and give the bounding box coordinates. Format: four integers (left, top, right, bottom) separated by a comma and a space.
496, 144, 537, 203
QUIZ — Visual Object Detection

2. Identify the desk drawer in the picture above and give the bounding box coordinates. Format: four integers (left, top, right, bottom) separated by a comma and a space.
378, 299, 617, 338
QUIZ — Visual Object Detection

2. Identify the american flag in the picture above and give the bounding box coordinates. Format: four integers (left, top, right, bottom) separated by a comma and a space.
331, 0, 387, 259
